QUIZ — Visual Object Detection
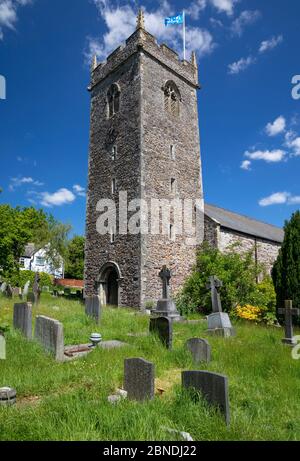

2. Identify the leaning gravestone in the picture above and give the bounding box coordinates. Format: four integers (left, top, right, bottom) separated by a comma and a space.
149, 316, 173, 349
0, 282, 7, 294
182, 370, 230, 426
124, 358, 155, 401
35, 315, 64, 361
206, 276, 235, 337
85, 295, 101, 324
0, 333, 6, 360
13, 303, 32, 339
185, 338, 211, 364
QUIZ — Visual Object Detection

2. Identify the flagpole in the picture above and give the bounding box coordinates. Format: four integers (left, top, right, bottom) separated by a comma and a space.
183, 10, 186, 61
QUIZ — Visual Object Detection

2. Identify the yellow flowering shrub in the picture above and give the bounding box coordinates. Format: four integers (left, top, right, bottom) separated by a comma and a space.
235, 304, 263, 322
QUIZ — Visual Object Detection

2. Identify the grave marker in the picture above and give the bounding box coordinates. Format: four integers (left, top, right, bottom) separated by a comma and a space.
124, 358, 155, 401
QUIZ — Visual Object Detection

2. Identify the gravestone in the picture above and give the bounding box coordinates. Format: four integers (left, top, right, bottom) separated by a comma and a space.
206, 276, 235, 337
124, 358, 155, 401
5, 285, 13, 298
12, 287, 22, 298
33, 272, 41, 305
182, 370, 230, 426
185, 338, 211, 364
23, 280, 30, 300
85, 295, 101, 324
13, 303, 32, 339
35, 315, 64, 361
27, 292, 35, 305
278, 300, 300, 346
0, 333, 6, 360
151, 266, 180, 321
149, 316, 173, 349
0, 282, 7, 293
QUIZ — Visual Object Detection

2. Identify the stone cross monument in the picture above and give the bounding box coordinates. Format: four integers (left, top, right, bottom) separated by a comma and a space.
278, 300, 300, 346
151, 266, 180, 321
206, 276, 235, 337
206, 276, 223, 313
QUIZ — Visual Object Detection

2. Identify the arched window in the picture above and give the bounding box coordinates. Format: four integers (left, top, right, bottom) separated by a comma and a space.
164, 81, 180, 116
107, 84, 120, 118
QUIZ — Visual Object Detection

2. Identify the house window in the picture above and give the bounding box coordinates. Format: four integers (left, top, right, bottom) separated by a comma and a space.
107, 83, 120, 118
164, 81, 180, 117
170, 145, 176, 160
171, 178, 176, 193
35, 257, 45, 266
112, 145, 117, 161
112, 178, 116, 194
19, 258, 25, 268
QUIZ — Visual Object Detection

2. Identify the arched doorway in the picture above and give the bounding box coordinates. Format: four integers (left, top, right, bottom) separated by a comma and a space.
97, 262, 122, 307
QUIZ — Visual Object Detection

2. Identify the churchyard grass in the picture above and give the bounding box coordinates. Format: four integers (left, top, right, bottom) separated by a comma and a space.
0, 293, 300, 441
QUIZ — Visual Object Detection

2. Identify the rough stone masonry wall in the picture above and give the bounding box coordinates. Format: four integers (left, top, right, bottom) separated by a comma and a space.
84, 51, 142, 307
218, 227, 280, 274
140, 50, 203, 306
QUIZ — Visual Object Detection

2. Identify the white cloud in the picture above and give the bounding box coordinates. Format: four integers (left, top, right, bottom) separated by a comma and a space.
231, 10, 261, 37
240, 160, 251, 170
40, 188, 76, 207
87, 0, 214, 62
245, 149, 286, 163
228, 56, 255, 75
285, 133, 300, 156
259, 192, 300, 207
259, 35, 283, 54
73, 184, 86, 197
210, 0, 238, 15
265, 115, 286, 136
186, 0, 207, 20
9, 176, 43, 191
0, 0, 33, 40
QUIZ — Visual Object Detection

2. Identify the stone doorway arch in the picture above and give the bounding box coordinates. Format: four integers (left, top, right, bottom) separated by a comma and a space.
97, 262, 122, 307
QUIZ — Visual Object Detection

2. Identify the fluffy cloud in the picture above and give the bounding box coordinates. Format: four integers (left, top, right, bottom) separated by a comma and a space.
210, 0, 238, 15
259, 35, 283, 54
0, 0, 33, 40
245, 149, 286, 163
40, 188, 76, 207
73, 184, 86, 197
9, 176, 43, 191
228, 56, 255, 75
259, 192, 300, 207
240, 160, 251, 170
265, 115, 286, 137
285, 134, 300, 156
87, 0, 214, 62
231, 10, 261, 37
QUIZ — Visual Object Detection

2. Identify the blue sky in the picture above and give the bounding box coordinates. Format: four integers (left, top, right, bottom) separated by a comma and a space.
0, 0, 299, 236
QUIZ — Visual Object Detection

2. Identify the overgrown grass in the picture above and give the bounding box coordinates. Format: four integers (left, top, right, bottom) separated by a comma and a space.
0, 293, 300, 441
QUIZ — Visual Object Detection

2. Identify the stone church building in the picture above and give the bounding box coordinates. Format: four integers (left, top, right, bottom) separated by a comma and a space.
84, 11, 284, 308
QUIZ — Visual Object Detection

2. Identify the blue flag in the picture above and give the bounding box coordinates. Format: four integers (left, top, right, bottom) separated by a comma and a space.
165, 13, 184, 26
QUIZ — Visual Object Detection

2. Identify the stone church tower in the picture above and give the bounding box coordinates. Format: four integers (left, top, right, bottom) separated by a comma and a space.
84, 11, 204, 308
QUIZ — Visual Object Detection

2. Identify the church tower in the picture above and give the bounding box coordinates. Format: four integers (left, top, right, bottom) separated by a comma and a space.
84, 11, 204, 308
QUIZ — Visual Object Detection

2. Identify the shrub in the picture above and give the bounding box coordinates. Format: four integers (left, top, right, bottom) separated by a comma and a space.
4, 270, 53, 289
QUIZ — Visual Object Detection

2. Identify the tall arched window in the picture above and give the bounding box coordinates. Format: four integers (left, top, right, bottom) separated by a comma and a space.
107, 83, 120, 118
164, 81, 180, 117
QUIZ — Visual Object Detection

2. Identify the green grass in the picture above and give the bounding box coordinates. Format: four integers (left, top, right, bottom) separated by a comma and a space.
0, 293, 300, 441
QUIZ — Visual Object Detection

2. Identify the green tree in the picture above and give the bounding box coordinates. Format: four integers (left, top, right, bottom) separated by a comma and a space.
272, 210, 300, 313
176, 243, 273, 317
64, 235, 85, 280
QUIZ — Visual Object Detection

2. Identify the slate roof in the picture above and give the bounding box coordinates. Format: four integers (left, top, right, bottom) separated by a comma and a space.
204, 203, 284, 243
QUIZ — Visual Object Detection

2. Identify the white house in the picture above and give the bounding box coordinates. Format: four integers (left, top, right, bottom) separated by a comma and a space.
20, 243, 64, 279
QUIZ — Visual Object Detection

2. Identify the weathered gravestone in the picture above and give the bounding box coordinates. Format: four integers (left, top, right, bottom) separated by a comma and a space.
182, 370, 230, 426
278, 300, 300, 346
27, 292, 35, 305
12, 287, 22, 299
13, 303, 32, 339
124, 358, 155, 401
5, 285, 13, 298
35, 315, 64, 361
151, 266, 181, 321
206, 276, 235, 337
185, 338, 211, 364
85, 295, 101, 324
0, 333, 6, 360
22, 281, 30, 300
149, 316, 173, 349
0, 282, 7, 294
33, 272, 41, 305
